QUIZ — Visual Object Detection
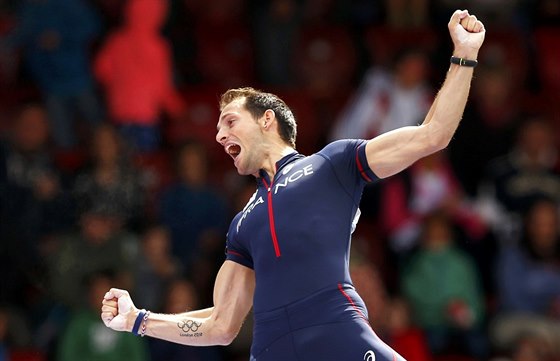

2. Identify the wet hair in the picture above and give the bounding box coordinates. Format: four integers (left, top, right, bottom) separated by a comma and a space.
219, 87, 297, 148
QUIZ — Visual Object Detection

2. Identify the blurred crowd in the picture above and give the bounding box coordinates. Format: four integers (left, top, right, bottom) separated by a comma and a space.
0, 0, 559, 360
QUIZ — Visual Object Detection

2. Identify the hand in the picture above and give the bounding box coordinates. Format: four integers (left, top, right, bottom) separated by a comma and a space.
101, 288, 137, 332
448, 10, 486, 59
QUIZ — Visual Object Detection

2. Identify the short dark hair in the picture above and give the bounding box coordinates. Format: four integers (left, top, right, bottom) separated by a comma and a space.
220, 87, 297, 148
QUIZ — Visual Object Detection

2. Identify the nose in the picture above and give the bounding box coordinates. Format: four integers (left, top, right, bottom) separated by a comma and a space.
216, 127, 227, 145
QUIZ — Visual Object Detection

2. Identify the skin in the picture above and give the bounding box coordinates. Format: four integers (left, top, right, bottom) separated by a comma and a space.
101, 9, 485, 347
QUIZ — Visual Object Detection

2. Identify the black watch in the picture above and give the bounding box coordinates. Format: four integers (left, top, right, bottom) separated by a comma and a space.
450, 56, 478, 67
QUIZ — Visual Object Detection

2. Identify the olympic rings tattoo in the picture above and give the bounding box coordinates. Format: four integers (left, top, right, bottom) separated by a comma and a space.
177, 319, 202, 333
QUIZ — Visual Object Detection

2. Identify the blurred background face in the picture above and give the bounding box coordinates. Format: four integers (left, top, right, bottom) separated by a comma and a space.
88, 274, 113, 309
519, 120, 554, 160
422, 213, 452, 250
395, 52, 429, 89
14, 105, 50, 152
177, 144, 207, 187
387, 297, 411, 333
142, 226, 170, 258
474, 68, 512, 105
81, 213, 119, 244
527, 201, 559, 254
165, 279, 198, 313
92, 125, 121, 165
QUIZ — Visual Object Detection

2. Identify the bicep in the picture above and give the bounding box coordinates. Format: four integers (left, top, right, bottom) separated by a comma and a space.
211, 260, 255, 333
366, 124, 441, 179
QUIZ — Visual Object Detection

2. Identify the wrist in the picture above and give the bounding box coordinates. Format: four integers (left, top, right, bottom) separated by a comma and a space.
452, 48, 479, 60
128, 308, 142, 333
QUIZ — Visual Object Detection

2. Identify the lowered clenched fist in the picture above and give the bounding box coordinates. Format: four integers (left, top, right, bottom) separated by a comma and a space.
101, 288, 137, 332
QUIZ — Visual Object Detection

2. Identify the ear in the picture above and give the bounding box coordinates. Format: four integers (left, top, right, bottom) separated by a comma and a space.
262, 109, 276, 129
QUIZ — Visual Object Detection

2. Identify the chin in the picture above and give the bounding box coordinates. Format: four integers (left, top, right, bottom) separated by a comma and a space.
236, 168, 253, 176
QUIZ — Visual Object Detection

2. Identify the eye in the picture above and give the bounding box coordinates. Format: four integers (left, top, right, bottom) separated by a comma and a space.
228, 118, 235, 127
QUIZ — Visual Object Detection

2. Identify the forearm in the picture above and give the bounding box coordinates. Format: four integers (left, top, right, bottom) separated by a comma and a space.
102, 263, 254, 348
127, 308, 233, 346
421, 62, 475, 148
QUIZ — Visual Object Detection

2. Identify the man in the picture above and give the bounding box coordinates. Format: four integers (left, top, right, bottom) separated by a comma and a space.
101, 10, 485, 361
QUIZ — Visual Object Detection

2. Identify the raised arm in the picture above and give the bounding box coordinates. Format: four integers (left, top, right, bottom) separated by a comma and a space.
366, 10, 485, 179
101, 260, 255, 346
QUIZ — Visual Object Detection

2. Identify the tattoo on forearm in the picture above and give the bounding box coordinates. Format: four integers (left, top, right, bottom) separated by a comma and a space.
177, 319, 203, 337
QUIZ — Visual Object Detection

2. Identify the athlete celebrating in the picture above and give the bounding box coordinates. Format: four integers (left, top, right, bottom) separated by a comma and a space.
101, 10, 485, 361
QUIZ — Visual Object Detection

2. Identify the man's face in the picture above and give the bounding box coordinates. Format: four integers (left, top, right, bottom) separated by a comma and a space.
216, 98, 265, 176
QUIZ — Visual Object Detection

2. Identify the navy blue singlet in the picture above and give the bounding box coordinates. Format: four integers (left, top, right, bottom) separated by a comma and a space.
225, 139, 406, 361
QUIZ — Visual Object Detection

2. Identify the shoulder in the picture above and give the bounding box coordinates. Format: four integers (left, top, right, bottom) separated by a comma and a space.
318, 139, 367, 158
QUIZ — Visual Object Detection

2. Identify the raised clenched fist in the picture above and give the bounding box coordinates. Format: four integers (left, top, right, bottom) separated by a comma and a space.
448, 10, 486, 58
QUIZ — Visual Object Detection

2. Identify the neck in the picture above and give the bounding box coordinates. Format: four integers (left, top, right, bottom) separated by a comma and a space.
257, 143, 295, 178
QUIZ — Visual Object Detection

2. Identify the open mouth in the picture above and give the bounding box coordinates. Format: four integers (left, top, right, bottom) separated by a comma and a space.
226, 144, 241, 160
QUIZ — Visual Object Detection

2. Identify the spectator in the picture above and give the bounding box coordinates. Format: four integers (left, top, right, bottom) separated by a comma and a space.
46, 208, 138, 309
57, 270, 148, 361
253, 0, 301, 86
401, 210, 488, 359
0, 104, 72, 305
158, 140, 228, 273
385, 296, 432, 361
449, 65, 521, 197
0, 104, 72, 239
132, 224, 183, 312
94, 0, 186, 152
330, 47, 432, 141
491, 198, 560, 358
381, 151, 487, 254
482, 117, 560, 240
73, 123, 144, 229
1, 0, 103, 149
